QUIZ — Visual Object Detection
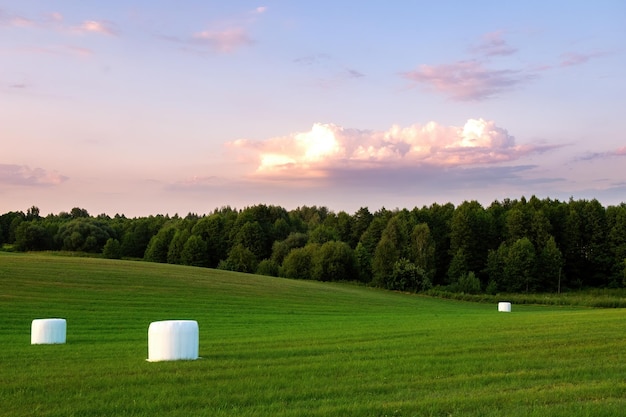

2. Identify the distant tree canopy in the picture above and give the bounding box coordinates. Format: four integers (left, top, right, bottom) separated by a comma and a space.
2, 197, 626, 293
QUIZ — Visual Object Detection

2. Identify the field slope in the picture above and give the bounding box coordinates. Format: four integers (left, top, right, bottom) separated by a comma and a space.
1, 252, 625, 417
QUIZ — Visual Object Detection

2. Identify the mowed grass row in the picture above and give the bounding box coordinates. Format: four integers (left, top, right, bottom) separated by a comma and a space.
1, 252, 625, 417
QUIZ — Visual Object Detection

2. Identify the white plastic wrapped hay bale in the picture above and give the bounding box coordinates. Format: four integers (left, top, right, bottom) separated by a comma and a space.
147, 320, 199, 362
498, 302, 512, 312
31, 318, 67, 344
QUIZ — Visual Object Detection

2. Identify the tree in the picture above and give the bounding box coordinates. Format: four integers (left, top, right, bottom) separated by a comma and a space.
372, 236, 398, 288
529, 209, 552, 252
537, 235, 564, 292
607, 204, 626, 286
14, 222, 50, 251
55, 218, 113, 253
563, 199, 610, 287
351, 207, 373, 248
233, 221, 266, 260
409, 223, 436, 283
371, 212, 413, 288
486, 244, 507, 292
180, 235, 208, 267
503, 237, 536, 293
354, 242, 373, 283
505, 206, 529, 242
256, 259, 279, 276
102, 238, 122, 259
192, 214, 228, 267
424, 202, 454, 286
311, 241, 356, 282
388, 258, 422, 292
144, 226, 177, 263
308, 224, 339, 244
0, 211, 26, 244
120, 217, 165, 259
70, 207, 90, 219
449, 201, 491, 283
447, 248, 468, 284
219, 243, 258, 273
271, 232, 308, 264
458, 271, 481, 294
26, 206, 40, 221
279, 244, 319, 280
167, 229, 190, 264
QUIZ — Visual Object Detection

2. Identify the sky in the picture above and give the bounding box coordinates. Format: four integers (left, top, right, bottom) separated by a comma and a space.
1, 1, 625, 217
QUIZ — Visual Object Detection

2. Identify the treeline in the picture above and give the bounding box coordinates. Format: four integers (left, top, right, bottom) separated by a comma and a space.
1, 196, 625, 293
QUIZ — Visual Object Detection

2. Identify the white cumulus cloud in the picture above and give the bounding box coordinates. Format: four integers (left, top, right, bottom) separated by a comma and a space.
228, 119, 556, 180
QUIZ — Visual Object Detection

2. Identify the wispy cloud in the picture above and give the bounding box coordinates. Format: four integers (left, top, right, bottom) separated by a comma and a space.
579, 146, 626, 161
227, 119, 560, 181
191, 28, 253, 52
402, 30, 530, 100
471, 31, 518, 56
0, 164, 68, 187
347, 69, 365, 78
403, 32, 604, 101
559, 51, 605, 67
5, 44, 94, 58
0, 9, 116, 36
168, 6, 266, 54
294, 53, 332, 66
402, 61, 535, 101
401, 60, 534, 101
73, 19, 116, 36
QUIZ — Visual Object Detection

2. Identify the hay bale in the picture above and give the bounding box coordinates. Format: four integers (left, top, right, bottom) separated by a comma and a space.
31, 318, 67, 344
147, 320, 199, 362
498, 302, 512, 312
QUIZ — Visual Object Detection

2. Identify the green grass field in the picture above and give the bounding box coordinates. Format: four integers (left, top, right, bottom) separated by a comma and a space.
1, 252, 625, 416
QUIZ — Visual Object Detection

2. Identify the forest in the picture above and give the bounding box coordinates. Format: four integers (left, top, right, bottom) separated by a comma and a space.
1, 196, 625, 294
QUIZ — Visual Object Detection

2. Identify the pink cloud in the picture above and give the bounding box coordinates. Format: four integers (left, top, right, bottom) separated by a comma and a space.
560, 51, 605, 67
472, 31, 518, 56
9, 16, 35, 28
73, 20, 116, 36
581, 146, 626, 161
401, 60, 533, 101
48, 12, 63, 23
8, 44, 94, 58
0, 8, 115, 36
0, 164, 68, 187
192, 27, 253, 52
227, 119, 558, 180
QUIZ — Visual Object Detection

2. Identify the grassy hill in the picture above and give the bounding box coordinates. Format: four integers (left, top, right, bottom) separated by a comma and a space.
1, 252, 625, 416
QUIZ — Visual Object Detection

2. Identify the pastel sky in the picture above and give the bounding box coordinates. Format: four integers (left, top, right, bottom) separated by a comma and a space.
2, 1, 625, 217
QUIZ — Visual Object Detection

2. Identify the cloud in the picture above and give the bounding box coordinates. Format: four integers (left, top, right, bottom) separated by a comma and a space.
227, 119, 560, 181
0, 164, 68, 187
191, 27, 253, 52
6, 44, 94, 58
0, 8, 115, 36
559, 51, 605, 67
73, 20, 116, 36
472, 31, 518, 56
167, 6, 266, 54
401, 60, 534, 101
294, 53, 332, 66
579, 146, 626, 161
347, 69, 365, 78
403, 32, 603, 101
